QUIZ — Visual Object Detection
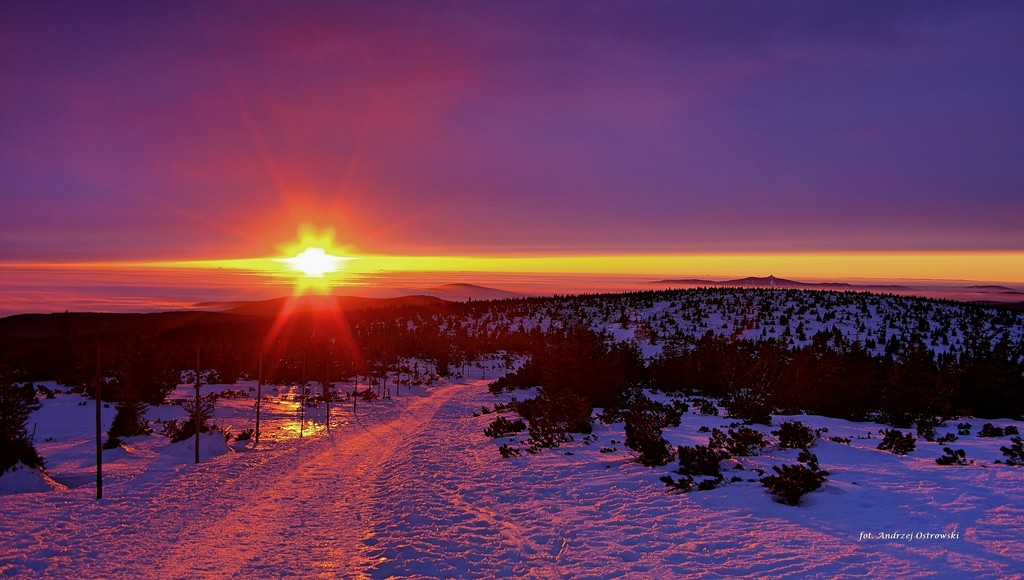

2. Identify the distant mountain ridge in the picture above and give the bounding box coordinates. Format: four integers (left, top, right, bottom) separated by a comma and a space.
653, 275, 912, 291
423, 283, 521, 302
195, 295, 448, 316
192, 283, 520, 315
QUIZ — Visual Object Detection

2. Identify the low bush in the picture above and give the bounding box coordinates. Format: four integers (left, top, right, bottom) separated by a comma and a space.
772, 420, 820, 449
877, 429, 916, 455
761, 451, 829, 506
621, 391, 681, 467
709, 427, 769, 456
1000, 437, 1024, 466
498, 444, 521, 458
978, 423, 1018, 438
660, 474, 694, 492
935, 447, 970, 466
916, 418, 939, 442
957, 422, 972, 435
692, 398, 719, 416
515, 389, 593, 451
484, 416, 526, 439
161, 393, 219, 443
725, 389, 773, 425
676, 444, 727, 477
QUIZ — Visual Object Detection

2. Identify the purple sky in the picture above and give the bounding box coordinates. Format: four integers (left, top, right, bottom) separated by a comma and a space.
3, 1, 1023, 263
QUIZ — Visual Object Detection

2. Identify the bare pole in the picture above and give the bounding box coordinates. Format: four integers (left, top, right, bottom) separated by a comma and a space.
324, 349, 331, 435
299, 353, 305, 441
255, 352, 262, 446
194, 346, 200, 464
95, 332, 102, 500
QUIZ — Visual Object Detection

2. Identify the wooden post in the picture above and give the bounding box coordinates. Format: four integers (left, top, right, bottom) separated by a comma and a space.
95, 336, 102, 500
299, 354, 305, 441
194, 346, 200, 464
324, 355, 331, 435
255, 353, 262, 445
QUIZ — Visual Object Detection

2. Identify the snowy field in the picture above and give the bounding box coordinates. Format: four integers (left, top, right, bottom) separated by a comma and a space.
3, 372, 1024, 578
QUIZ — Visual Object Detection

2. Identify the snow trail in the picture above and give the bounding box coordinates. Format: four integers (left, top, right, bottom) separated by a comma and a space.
1, 383, 472, 578
152, 382, 473, 578
4, 380, 1023, 578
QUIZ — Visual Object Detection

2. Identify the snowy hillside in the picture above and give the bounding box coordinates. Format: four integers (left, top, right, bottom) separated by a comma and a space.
3, 288, 1024, 576
438, 288, 1024, 359
2, 372, 1023, 577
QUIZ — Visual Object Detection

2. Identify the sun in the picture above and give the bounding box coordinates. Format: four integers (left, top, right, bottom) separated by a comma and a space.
284, 247, 344, 277
271, 226, 356, 294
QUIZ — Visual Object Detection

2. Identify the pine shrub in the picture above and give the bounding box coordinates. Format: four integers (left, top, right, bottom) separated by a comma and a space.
772, 420, 818, 449
0, 378, 44, 472
935, 447, 970, 466
979, 423, 1002, 437
978, 423, 1017, 438
676, 444, 727, 477
916, 418, 939, 442
516, 389, 593, 451
108, 399, 151, 445
693, 398, 719, 416
498, 443, 521, 458
761, 451, 829, 506
621, 391, 681, 467
1000, 437, 1024, 466
162, 393, 218, 443
484, 416, 526, 438
877, 429, 916, 455
660, 474, 694, 492
709, 427, 769, 456
725, 389, 773, 425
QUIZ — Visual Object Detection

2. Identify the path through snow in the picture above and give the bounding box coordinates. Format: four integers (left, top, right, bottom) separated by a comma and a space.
3, 380, 1023, 578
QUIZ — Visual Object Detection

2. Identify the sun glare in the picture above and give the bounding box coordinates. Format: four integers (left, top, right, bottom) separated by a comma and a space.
265, 226, 357, 295
285, 247, 344, 277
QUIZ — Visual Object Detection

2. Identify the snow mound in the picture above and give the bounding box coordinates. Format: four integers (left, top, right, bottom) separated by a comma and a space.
0, 463, 67, 495
163, 432, 232, 462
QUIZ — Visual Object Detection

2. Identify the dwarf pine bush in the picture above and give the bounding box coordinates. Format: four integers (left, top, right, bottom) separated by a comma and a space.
0, 378, 44, 472
877, 429, 916, 455
1000, 437, 1024, 466
978, 423, 1018, 438
772, 420, 819, 449
621, 391, 681, 467
935, 447, 970, 466
484, 416, 526, 439
709, 427, 769, 456
676, 444, 727, 477
761, 451, 829, 506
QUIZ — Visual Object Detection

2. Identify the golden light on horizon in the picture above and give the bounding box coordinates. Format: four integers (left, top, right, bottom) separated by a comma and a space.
281, 247, 346, 277
343, 250, 1024, 284
269, 225, 356, 294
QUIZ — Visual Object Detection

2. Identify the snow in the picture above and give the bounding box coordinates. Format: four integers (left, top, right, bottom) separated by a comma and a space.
2, 376, 1023, 577
0, 463, 66, 495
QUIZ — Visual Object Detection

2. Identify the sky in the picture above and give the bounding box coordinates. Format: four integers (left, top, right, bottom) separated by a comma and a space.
2, 2, 1023, 311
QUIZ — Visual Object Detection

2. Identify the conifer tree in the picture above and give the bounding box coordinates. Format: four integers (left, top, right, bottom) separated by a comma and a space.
0, 363, 44, 472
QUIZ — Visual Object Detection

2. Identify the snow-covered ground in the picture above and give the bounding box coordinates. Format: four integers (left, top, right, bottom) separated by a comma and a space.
3, 373, 1023, 577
